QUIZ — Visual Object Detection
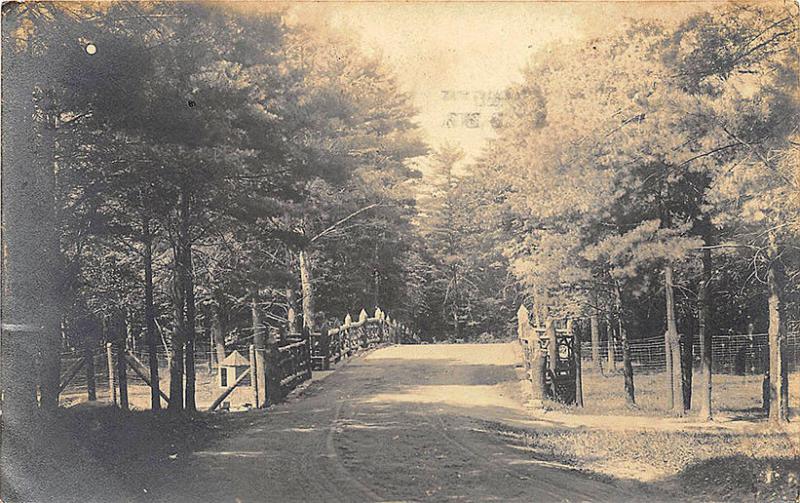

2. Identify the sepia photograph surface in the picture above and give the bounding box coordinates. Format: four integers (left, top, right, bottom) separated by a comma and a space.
1, 1, 799, 501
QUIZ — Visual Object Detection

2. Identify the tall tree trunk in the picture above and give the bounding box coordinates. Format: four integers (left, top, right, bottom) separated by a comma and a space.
665, 264, 685, 414
111, 311, 129, 411
183, 230, 197, 413
698, 248, 713, 420
1, 77, 41, 425
590, 314, 601, 373
36, 111, 63, 415
203, 312, 212, 374
615, 283, 635, 405
681, 323, 694, 411
766, 232, 789, 422
38, 321, 62, 413
168, 243, 186, 412
143, 218, 161, 411
286, 283, 299, 334
451, 268, 460, 342
299, 249, 316, 333
251, 291, 268, 407
452, 309, 461, 341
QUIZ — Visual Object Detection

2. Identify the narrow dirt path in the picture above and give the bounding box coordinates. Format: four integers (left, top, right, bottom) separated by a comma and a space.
144, 343, 657, 502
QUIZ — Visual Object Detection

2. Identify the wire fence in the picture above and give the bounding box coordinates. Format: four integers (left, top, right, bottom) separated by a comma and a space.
571, 332, 800, 414
582, 332, 800, 375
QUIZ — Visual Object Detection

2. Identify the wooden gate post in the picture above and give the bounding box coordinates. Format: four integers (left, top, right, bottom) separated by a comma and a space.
249, 344, 259, 408
320, 322, 331, 370
359, 309, 368, 347
530, 324, 548, 407
517, 305, 531, 370
517, 305, 530, 341
343, 314, 352, 355
106, 342, 117, 406
265, 326, 284, 406
547, 319, 558, 397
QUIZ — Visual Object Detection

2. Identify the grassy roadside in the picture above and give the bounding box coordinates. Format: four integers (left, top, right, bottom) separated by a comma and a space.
543, 368, 800, 418
507, 353, 800, 501
484, 420, 800, 501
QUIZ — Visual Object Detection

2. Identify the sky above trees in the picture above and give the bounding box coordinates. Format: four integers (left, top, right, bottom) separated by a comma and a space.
279, 1, 720, 164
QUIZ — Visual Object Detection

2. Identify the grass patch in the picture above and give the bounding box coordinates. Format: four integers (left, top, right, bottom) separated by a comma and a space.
486, 420, 800, 501
544, 369, 800, 418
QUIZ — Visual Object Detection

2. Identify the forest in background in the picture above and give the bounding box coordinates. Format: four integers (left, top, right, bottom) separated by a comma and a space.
2, 1, 798, 421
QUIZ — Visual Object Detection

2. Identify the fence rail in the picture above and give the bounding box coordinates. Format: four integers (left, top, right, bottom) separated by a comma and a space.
57, 307, 417, 412
277, 337, 312, 391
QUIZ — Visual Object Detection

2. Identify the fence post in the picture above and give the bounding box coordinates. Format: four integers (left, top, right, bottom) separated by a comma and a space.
570, 319, 583, 407
303, 327, 313, 380
265, 326, 283, 405
530, 323, 548, 407
547, 318, 558, 391
517, 305, 532, 378
374, 308, 382, 342
251, 291, 268, 408
343, 314, 352, 355
517, 305, 530, 342
106, 342, 117, 406
249, 344, 259, 408
359, 309, 368, 347
320, 323, 331, 370
116, 341, 129, 411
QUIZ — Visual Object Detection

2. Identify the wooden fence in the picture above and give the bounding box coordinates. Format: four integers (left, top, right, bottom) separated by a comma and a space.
57, 306, 417, 412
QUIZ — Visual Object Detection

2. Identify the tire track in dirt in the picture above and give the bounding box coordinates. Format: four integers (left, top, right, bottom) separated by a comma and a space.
323, 399, 386, 502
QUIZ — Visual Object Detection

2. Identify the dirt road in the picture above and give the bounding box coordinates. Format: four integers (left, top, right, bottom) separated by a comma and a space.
144, 344, 651, 502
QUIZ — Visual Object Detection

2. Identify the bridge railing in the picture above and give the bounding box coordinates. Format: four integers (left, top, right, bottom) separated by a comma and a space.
277, 335, 313, 392
309, 307, 417, 371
